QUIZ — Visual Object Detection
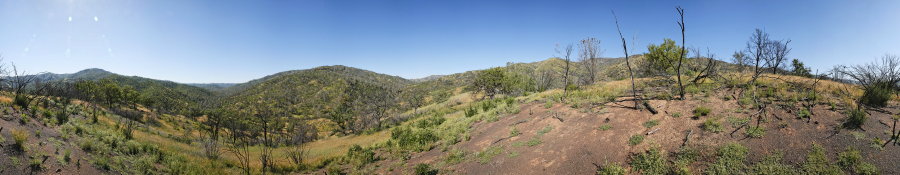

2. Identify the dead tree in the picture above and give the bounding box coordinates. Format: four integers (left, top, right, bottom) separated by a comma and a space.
613, 10, 639, 109
579, 38, 602, 85
747, 29, 771, 84
770, 40, 792, 74
556, 44, 574, 100
675, 6, 687, 100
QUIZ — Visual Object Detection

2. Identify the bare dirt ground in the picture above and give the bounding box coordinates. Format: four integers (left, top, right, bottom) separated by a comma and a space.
380, 92, 900, 174
0, 107, 103, 175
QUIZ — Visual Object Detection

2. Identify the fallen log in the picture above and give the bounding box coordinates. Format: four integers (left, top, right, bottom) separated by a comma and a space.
643, 101, 658, 114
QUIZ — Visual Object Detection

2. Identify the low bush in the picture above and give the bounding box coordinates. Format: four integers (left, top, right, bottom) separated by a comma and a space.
693, 106, 711, 118
12, 129, 28, 151
746, 126, 765, 138
801, 144, 842, 175
415, 116, 446, 128
537, 125, 553, 135
844, 109, 867, 129
702, 118, 724, 133
705, 143, 749, 174
797, 108, 811, 119
444, 149, 466, 165
598, 124, 612, 131
837, 147, 878, 175
464, 107, 477, 117
414, 163, 438, 175
390, 127, 438, 151
345, 145, 375, 168
628, 134, 645, 146
597, 163, 627, 175
526, 137, 542, 147
643, 120, 660, 128
476, 146, 503, 164
629, 147, 668, 175
860, 83, 892, 108
750, 153, 798, 174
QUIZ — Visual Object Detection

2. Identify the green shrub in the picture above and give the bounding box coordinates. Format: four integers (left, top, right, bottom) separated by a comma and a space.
844, 109, 867, 129
746, 126, 765, 138
537, 125, 553, 135
414, 163, 438, 175
416, 116, 446, 128
597, 163, 627, 175
797, 108, 812, 119
525, 137, 542, 147
29, 157, 43, 171
629, 147, 668, 175
628, 134, 645, 146
598, 124, 612, 131
12, 129, 28, 151
346, 145, 375, 167
801, 144, 842, 175
643, 120, 660, 128
476, 146, 503, 164
391, 127, 438, 151
671, 112, 682, 118
693, 106, 711, 118
465, 107, 477, 117
544, 101, 553, 109
860, 83, 892, 108
509, 128, 520, 137
837, 147, 878, 175
702, 118, 724, 133
750, 153, 798, 175
727, 116, 749, 128
444, 149, 466, 165
705, 143, 749, 174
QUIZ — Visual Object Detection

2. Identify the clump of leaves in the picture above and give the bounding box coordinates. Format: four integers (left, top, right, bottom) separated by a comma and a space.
837, 147, 878, 175
693, 106, 711, 118
444, 149, 466, 165
844, 109, 867, 129
597, 163, 627, 175
643, 120, 660, 128
526, 137, 542, 147
12, 129, 29, 152
628, 134, 645, 146
797, 108, 811, 119
509, 128, 520, 137
629, 147, 668, 175
702, 118, 724, 133
598, 124, 612, 131
476, 146, 503, 164
801, 144, 842, 175
671, 112, 682, 118
705, 143, 749, 174
414, 163, 438, 175
746, 126, 765, 138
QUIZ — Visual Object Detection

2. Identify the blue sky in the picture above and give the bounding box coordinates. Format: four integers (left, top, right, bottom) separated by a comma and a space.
1, 0, 898, 83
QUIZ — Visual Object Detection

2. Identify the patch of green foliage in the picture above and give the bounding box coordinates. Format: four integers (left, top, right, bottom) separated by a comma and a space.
628, 134, 645, 146
643, 120, 660, 128
465, 107, 478, 117
693, 106, 711, 117
346, 145, 375, 168
860, 82, 893, 108
671, 112, 682, 118
702, 118, 724, 133
12, 129, 28, 152
837, 147, 879, 175
476, 146, 504, 164
750, 152, 798, 174
629, 147, 668, 175
746, 126, 765, 138
390, 126, 439, 151
414, 163, 438, 175
415, 116, 446, 128
526, 137, 542, 147
727, 116, 749, 128
798, 108, 811, 119
597, 163, 627, 175
801, 144, 843, 175
705, 143, 749, 174
844, 109, 867, 129
598, 124, 612, 131
509, 128, 520, 137
537, 125, 554, 136
444, 149, 466, 165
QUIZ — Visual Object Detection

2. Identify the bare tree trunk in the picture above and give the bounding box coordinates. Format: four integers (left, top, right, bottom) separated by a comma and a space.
676, 7, 686, 100
613, 10, 639, 109
557, 44, 573, 101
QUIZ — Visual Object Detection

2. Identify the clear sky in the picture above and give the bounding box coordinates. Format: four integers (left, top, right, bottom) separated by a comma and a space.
1, 0, 899, 83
